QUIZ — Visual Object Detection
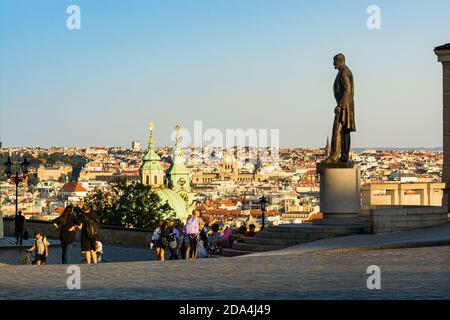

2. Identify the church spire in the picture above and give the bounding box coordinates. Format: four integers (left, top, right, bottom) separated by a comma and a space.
325, 136, 331, 157
166, 124, 191, 192
148, 122, 155, 146
140, 122, 164, 187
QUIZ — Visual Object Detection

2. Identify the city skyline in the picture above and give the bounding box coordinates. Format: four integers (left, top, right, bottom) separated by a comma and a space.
1, 0, 450, 148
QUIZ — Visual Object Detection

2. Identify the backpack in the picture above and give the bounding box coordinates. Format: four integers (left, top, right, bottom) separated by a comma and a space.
168, 231, 178, 249
35, 236, 48, 255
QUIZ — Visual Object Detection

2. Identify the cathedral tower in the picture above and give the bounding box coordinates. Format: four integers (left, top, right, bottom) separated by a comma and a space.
166, 125, 192, 193
140, 123, 165, 187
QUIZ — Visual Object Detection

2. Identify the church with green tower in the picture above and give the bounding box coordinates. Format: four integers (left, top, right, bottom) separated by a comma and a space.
166, 124, 192, 200
140, 123, 194, 222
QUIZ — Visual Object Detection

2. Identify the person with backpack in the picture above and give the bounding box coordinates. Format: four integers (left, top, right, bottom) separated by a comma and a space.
76, 206, 101, 264
168, 221, 181, 260
150, 220, 168, 261
52, 205, 81, 264
185, 210, 200, 260
27, 231, 49, 266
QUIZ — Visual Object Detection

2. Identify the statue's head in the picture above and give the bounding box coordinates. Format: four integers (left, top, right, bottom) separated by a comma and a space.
333, 53, 346, 69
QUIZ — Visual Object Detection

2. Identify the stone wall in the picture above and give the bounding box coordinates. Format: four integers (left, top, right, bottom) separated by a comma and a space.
2, 217, 153, 245
369, 205, 448, 234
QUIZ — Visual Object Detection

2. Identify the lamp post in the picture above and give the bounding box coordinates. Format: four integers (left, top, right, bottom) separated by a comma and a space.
4, 156, 29, 217
260, 195, 267, 230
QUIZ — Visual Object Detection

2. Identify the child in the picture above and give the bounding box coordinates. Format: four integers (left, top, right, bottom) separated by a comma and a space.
27, 231, 49, 266
96, 240, 103, 263
150, 221, 166, 261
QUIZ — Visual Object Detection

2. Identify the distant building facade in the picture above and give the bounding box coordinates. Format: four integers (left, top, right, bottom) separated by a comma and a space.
37, 164, 72, 181
58, 182, 88, 204
131, 140, 141, 150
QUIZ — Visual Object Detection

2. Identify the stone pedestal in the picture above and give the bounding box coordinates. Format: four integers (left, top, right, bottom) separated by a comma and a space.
316, 161, 361, 220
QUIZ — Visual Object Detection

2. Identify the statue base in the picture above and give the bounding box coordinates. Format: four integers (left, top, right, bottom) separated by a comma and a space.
316, 161, 361, 220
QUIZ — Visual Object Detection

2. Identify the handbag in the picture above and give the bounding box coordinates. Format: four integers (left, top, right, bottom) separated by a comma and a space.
23, 229, 29, 240
168, 234, 177, 249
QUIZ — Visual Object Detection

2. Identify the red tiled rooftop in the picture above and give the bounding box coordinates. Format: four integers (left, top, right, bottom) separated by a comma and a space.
60, 182, 87, 193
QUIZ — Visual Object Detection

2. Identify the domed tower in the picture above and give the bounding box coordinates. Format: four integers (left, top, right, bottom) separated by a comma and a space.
140, 123, 165, 187
166, 125, 192, 193
222, 148, 238, 173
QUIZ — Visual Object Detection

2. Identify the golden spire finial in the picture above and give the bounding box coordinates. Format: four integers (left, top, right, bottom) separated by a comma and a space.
148, 122, 154, 145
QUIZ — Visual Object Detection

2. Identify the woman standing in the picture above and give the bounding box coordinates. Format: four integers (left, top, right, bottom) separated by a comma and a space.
52, 205, 80, 264
185, 210, 200, 259
150, 220, 167, 261
77, 206, 101, 264
222, 226, 232, 248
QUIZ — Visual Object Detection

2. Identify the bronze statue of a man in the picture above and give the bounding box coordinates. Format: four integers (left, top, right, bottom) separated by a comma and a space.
325, 53, 356, 162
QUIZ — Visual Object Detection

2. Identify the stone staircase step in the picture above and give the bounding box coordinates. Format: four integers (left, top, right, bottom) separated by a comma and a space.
222, 248, 253, 257
244, 237, 310, 246
232, 242, 287, 252
255, 231, 343, 240
223, 223, 365, 257
265, 225, 363, 234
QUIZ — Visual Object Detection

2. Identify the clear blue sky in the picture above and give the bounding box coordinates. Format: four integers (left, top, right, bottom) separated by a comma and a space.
1, 0, 449, 148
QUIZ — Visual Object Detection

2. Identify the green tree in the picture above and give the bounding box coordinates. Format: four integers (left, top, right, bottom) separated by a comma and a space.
115, 183, 175, 229
82, 181, 175, 229
83, 188, 118, 225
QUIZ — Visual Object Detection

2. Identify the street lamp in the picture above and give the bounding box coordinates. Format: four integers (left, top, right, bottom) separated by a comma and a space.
260, 195, 268, 230
4, 156, 29, 217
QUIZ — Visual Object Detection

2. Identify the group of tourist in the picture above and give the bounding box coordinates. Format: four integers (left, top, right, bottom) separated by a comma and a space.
149, 209, 258, 261
52, 205, 102, 264
15, 206, 258, 265
14, 205, 103, 265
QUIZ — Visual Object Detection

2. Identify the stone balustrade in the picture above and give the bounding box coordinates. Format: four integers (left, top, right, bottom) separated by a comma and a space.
2, 217, 153, 245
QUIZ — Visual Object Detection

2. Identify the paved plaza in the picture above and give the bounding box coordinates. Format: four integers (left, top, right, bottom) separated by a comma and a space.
0, 246, 449, 299
0, 243, 157, 266
1, 224, 449, 299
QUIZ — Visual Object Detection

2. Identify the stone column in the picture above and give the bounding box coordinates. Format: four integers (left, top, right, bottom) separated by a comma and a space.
435, 44, 450, 211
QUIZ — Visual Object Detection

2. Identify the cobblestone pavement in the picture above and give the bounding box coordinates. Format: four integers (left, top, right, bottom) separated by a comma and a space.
0, 246, 449, 299
0, 243, 158, 265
